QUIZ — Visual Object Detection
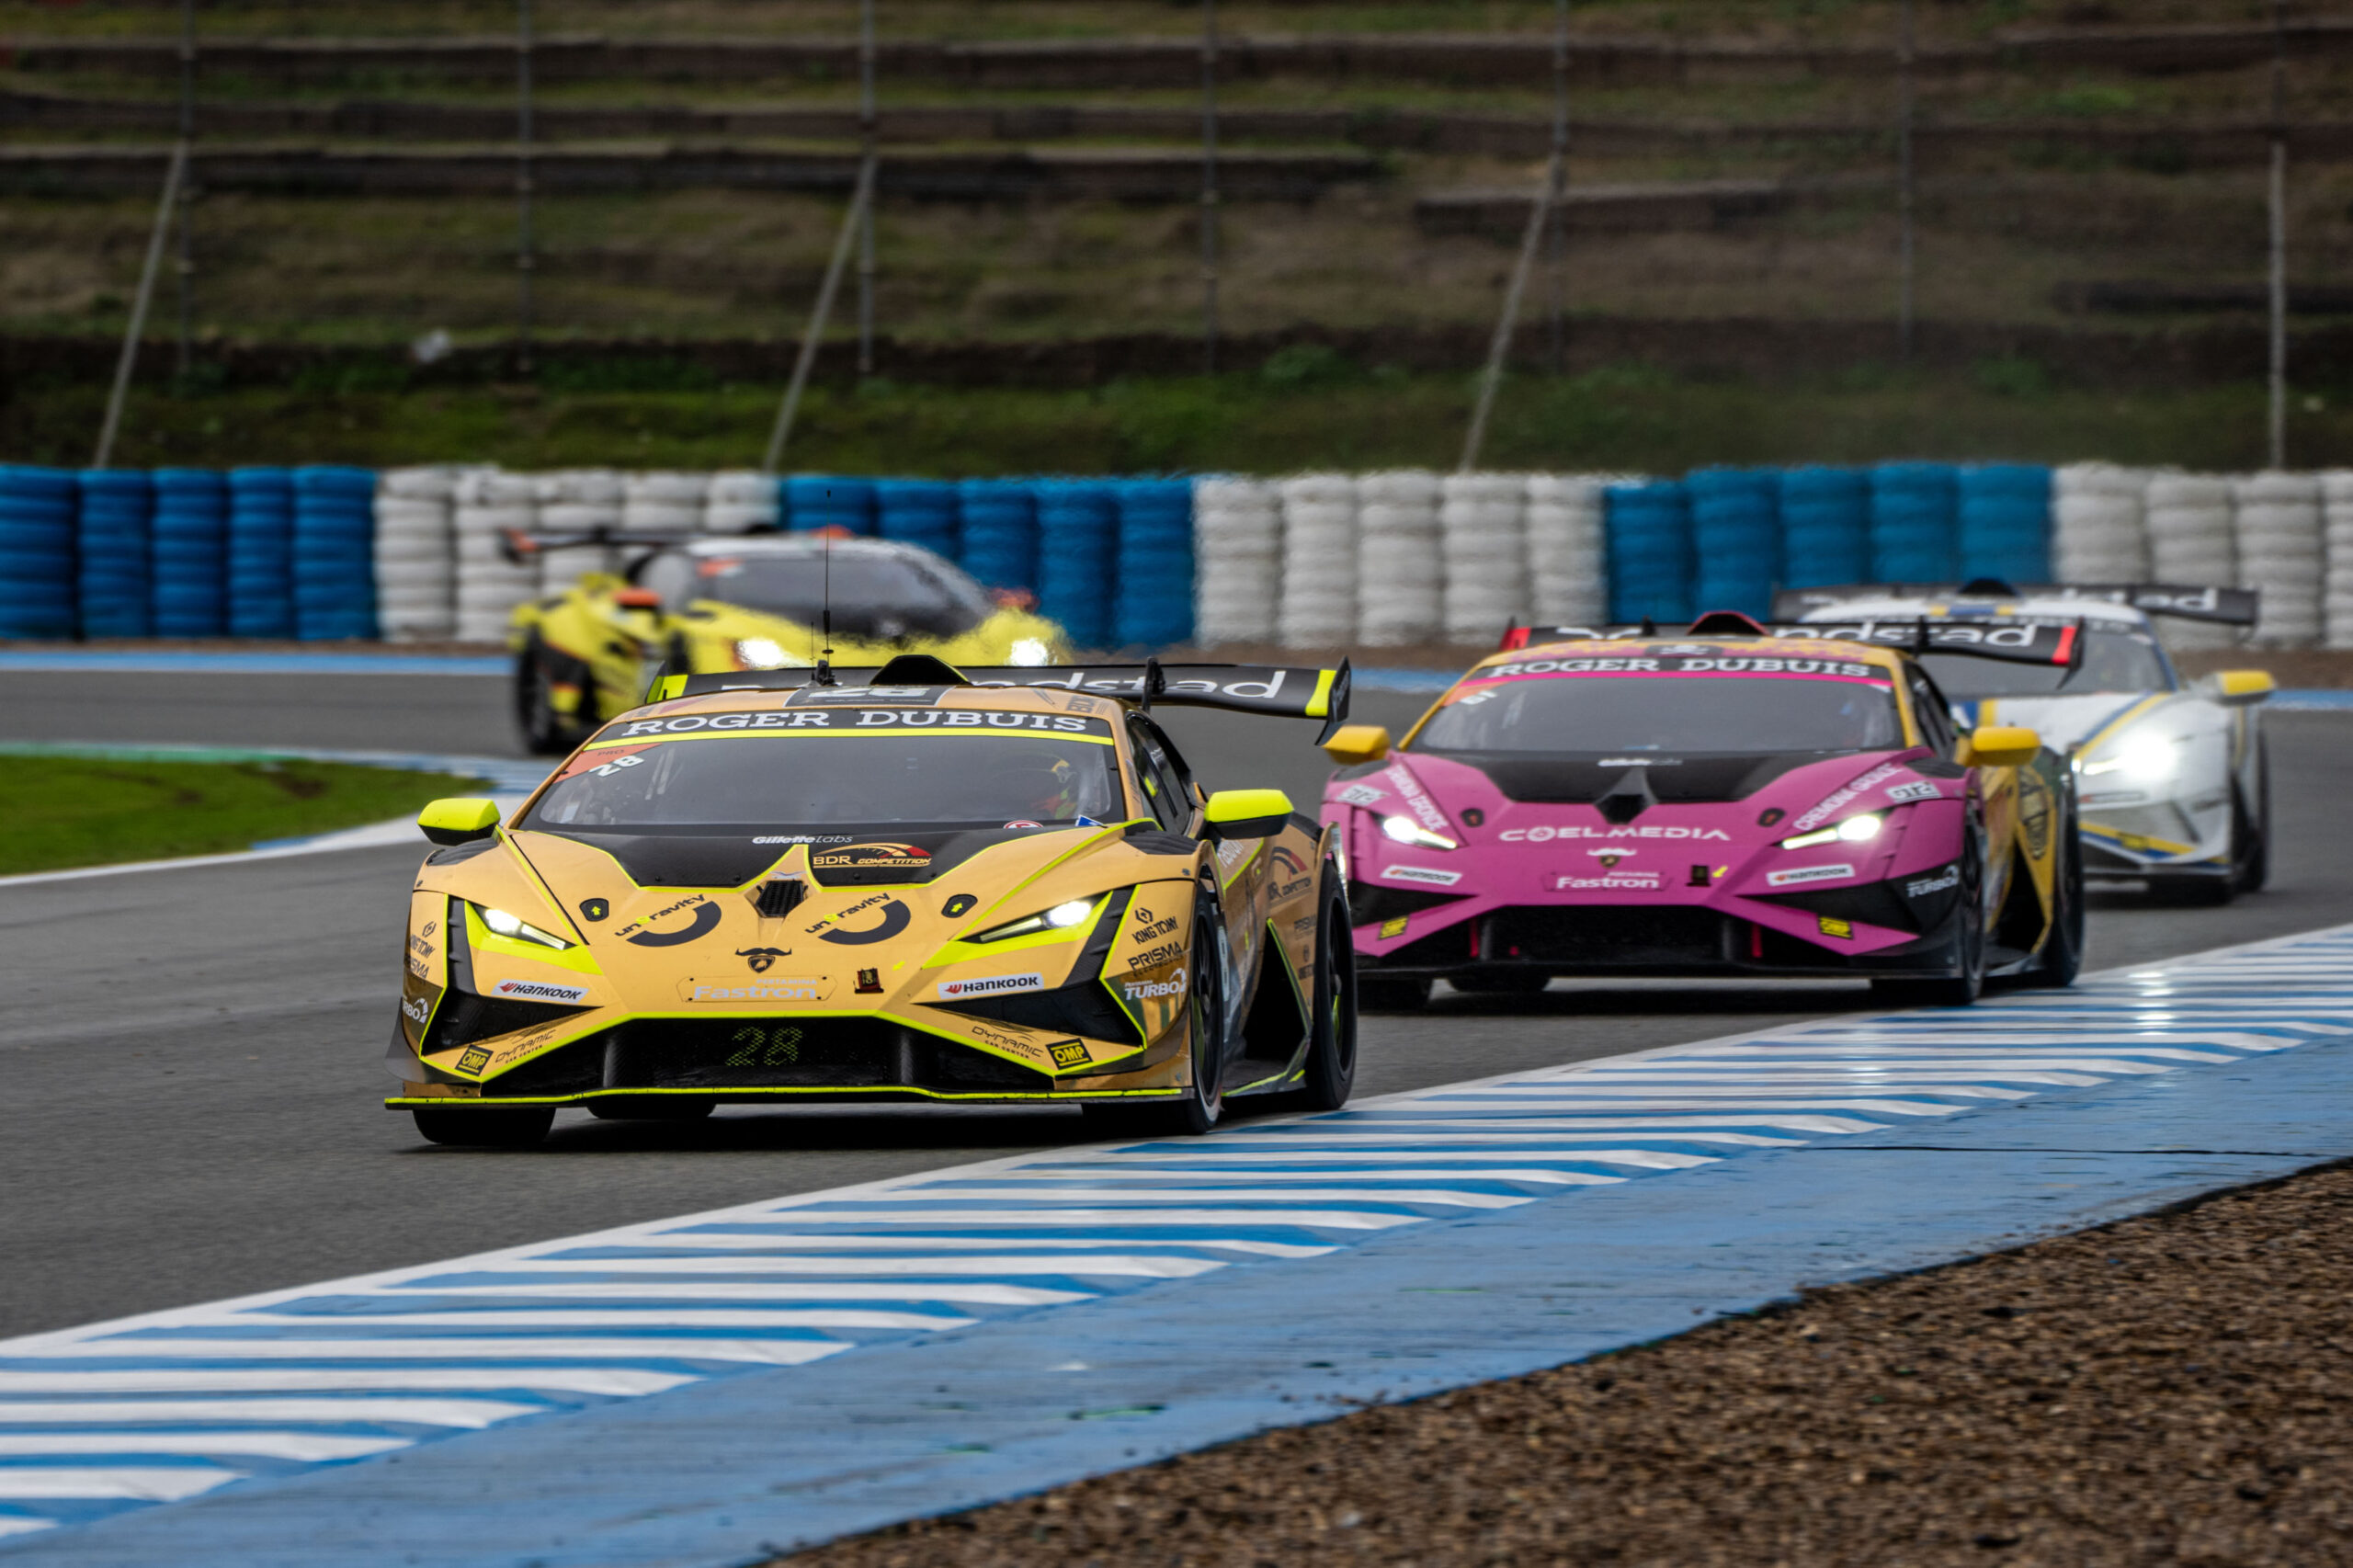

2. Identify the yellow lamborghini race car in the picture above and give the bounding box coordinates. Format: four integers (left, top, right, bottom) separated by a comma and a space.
507, 534, 1067, 755
388, 655, 1357, 1146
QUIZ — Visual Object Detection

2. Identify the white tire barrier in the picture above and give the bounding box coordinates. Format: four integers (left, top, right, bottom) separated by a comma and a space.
1440, 472, 1529, 644
534, 469, 624, 595
2052, 462, 2150, 585
623, 470, 707, 537
2234, 471, 2325, 647
706, 471, 780, 534
1356, 469, 1443, 648
1192, 476, 1280, 646
1525, 473, 1606, 628
2325, 471, 2353, 651
452, 469, 539, 643
372, 465, 458, 642
2144, 473, 2237, 652
1276, 473, 1358, 649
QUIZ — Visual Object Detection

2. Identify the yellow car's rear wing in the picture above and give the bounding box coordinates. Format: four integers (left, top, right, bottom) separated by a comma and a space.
646, 656, 1353, 740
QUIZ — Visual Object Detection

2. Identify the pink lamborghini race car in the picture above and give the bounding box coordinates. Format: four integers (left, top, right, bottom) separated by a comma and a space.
1320, 613, 2087, 1010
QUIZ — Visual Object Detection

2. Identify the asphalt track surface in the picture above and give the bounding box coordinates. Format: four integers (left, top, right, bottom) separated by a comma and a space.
2, 671, 2349, 1342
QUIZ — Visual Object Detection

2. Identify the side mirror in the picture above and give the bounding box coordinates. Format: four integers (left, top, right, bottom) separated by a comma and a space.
1322, 723, 1392, 766
1960, 725, 2041, 769
419, 798, 502, 846
2205, 669, 2276, 707
1203, 788, 1294, 842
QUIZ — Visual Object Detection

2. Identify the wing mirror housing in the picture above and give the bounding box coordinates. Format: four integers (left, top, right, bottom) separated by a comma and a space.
1203, 788, 1294, 842
1322, 723, 1392, 766
1960, 725, 2041, 768
419, 798, 503, 846
2205, 668, 2276, 707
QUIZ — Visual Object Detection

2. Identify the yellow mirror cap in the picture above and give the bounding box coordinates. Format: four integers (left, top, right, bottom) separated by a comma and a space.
418, 798, 502, 835
1322, 723, 1392, 764
2217, 669, 2277, 696
1971, 725, 2040, 754
1204, 787, 1296, 823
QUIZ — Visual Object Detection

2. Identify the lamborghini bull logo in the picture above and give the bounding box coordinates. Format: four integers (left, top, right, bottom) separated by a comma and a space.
738, 947, 791, 973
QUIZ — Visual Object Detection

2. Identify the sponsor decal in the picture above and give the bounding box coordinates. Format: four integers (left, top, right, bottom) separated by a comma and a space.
1477, 655, 1881, 681
1003, 820, 1042, 830
1383, 765, 1450, 834
1885, 780, 1941, 804
1382, 865, 1462, 887
1271, 875, 1314, 902
406, 954, 429, 979
805, 893, 890, 934
1598, 757, 1680, 767
938, 971, 1045, 999
1790, 762, 1909, 835
1590, 848, 1634, 869
1121, 972, 1188, 1003
407, 932, 432, 957
754, 834, 854, 846
855, 967, 885, 994
1817, 916, 1855, 940
422, 920, 437, 938
816, 898, 912, 946
617, 710, 1108, 738
1050, 1040, 1092, 1071
688, 979, 827, 1004
401, 995, 431, 1024
1554, 872, 1665, 891
791, 685, 938, 705
966, 1020, 1044, 1052
725, 1024, 804, 1066
1501, 824, 1732, 843
1906, 866, 1961, 897
737, 946, 791, 973
1131, 907, 1179, 943
456, 1046, 492, 1075
2018, 768, 2054, 858
1378, 915, 1411, 939
579, 897, 609, 923
813, 842, 932, 872
491, 978, 591, 1003
941, 893, 979, 918
1130, 940, 1185, 970
1767, 864, 1856, 888
617, 893, 717, 946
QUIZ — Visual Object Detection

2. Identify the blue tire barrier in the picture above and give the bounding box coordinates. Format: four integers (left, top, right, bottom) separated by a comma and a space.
1777, 466, 1870, 589
1034, 479, 1117, 650
786, 474, 876, 535
77, 470, 153, 640
1112, 479, 1196, 649
874, 479, 959, 560
1958, 464, 2053, 585
291, 465, 378, 642
957, 478, 1038, 595
0, 464, 79, 641
1687, 467, 1779, 619
1869, 461, 1960, 585
1605, 480, 1693, 624
227, 467, 296, 640
151, 468, 230, 639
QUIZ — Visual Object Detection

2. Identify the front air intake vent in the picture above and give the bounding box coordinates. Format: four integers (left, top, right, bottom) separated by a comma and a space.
754, 879, 806, 918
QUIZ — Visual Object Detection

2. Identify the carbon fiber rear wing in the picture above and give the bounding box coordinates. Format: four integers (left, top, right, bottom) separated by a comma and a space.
1770, 582, 2258, 626
646, 659, 1354, 739
1505, 619, 2081, 666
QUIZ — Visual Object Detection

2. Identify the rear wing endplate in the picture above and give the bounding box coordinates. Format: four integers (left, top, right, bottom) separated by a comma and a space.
646, 660, 1354, 739
1770, 582, 2258, 627
1509, 620, 2080, 666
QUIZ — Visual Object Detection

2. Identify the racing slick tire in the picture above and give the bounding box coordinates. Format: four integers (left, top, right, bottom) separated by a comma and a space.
516, 634, 592, 757
2232, 736, 2271, 894
411, 1105, 556, 1148
2019, 813, 2086, 990
587, 1098, 717, 1121
1357, 975, 1432, 1013
1263, 863, 1358, 1114
1871, 828, 1986, 1008
1086, 882, 1229, 1137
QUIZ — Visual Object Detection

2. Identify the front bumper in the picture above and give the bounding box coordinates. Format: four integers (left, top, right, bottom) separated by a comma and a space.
1358, 902, 1967, 983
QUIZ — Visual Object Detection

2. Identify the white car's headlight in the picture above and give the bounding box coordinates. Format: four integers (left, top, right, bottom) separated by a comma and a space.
733, 637, 791, 670
473, 903, 573, 949
1007, 638, 1053, 667
1780, 812, 1884, 851
2083, 735, 2182, 781
967, 897, 1098, 943
1379, 814, 1458, 851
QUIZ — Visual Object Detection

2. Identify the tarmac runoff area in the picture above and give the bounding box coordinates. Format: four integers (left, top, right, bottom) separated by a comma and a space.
5, 926, 2353, 1564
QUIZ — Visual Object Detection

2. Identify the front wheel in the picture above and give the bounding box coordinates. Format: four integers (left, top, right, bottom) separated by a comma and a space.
515, 639, 587, 757
1086, 882, 1227, 1137
1264, 863, 1358, 1114
1872, 831, 1985, 1008
411, 1106, 555, 1148
2020, 811, 2085, 990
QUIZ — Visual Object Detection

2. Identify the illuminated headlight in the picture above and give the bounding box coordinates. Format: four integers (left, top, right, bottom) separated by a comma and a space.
968, 896, 1099, 943
733, 637, 790, 669
1007, 638, 1053, 667
1380, 814, 1459, 852
472, 903, 573, 949
2083, 736, 2181, 781
1780, 812, 1884, 851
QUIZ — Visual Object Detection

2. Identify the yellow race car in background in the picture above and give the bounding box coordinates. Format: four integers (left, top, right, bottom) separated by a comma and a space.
508, 534, 1066, 754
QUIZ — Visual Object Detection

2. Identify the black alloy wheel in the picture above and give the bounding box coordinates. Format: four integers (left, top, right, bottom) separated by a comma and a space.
2232, 734, 2272, 893
1872, 828, 1986, 1008
1086, 881, 1228, 1137
411, 1105, 556, 1148
1265, 862, 1359, 1114
2020, 803, 2086, 990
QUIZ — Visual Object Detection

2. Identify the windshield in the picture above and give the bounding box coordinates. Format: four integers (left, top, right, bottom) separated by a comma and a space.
1918, 630, 2171, 699
640, 550, 994, 641
524, 716, 1125, 832
1415, 664, 1904, 755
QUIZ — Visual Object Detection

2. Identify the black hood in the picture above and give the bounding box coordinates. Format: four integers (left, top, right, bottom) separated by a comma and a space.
1420, 750, 1847, 805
